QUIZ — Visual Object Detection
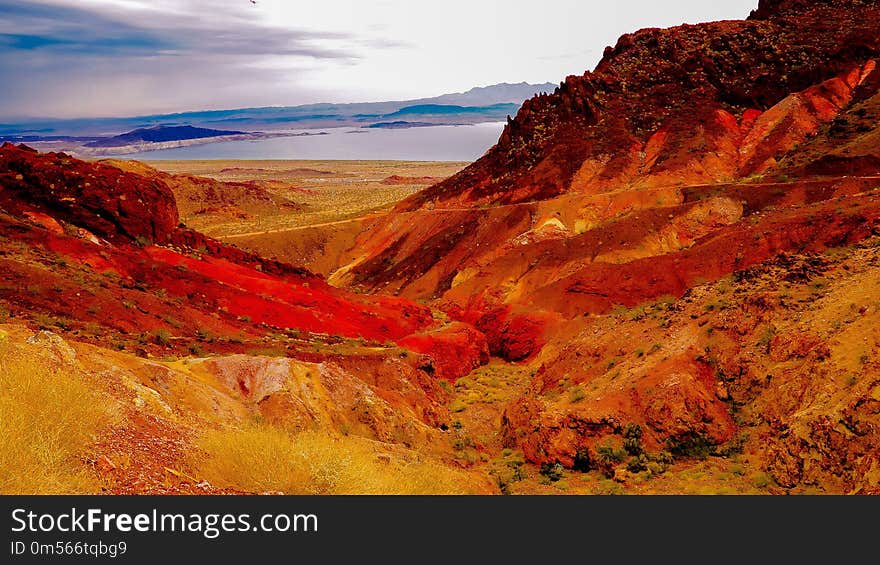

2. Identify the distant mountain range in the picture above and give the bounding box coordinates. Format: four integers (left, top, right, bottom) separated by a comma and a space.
85, 125, 245, 148
0, 82, 557, 139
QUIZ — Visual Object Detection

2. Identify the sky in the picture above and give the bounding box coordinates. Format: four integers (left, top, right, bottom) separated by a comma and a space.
0, 0, 759, 119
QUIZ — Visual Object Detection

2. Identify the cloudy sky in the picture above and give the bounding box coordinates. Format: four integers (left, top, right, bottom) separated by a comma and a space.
0, 0, 759, 119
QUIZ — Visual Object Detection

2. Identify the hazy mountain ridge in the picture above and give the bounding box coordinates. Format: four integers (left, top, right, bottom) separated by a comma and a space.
85, 125, 245, 148
0, 82, 556, 138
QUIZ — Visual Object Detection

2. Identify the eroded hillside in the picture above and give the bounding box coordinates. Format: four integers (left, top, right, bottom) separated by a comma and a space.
2, 0, 879, 494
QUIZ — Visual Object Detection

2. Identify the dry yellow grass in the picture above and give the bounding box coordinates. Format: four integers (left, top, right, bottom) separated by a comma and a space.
0, 337, 111, 494
192, 424, 480, 494
144, 159, 466, 236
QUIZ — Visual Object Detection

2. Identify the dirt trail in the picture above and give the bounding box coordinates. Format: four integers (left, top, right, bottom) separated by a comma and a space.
217, 175, 880, 241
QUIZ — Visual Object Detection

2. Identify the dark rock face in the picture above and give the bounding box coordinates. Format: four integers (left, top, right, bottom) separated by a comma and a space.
401, 0, 880, 210
0, 142, 179, 243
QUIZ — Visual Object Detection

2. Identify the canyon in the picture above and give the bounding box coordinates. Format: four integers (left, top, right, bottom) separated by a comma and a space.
1, 0, 879, 494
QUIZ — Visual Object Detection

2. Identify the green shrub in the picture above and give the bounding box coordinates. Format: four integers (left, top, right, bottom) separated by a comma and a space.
572, 449, 592, 473
196, 328, 214, 342
626, 455, 647, 473
539, 461, 565, 482
622, 423, 643, 456
595, 444, 627, 477
667, 432, 714, 460
153, 329, 172, 346
752, 472, 773, 489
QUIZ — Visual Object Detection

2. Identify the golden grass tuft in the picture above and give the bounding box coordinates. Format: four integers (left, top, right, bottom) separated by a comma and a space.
0, 342, 111, 494
192, 424, 479, 494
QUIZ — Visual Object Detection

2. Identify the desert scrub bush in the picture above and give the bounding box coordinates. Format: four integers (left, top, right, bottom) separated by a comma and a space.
752, 472, 773, 490
0, 344, 111, 493
568, 386, 586, 403
626, 455, 647, 473
226, 332, 245, 345
755, 325, 776, 352
572, 448, 592, 472
666, 432, 715, 460
491, 461, 526, 494
195, 327, 214, 342
153, 329, 172, 346
622, 423, 644, 456
33, 313, 72, 331
191, 424, 475, 494
703, 299, 729, 312
539, 461, 565, 482
448, 399, 467, 413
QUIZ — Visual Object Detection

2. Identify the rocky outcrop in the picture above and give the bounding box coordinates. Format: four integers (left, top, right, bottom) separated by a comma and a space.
328, 3, 880, 383
0, 145, 490, 386
402, 1, 879, 210
0, 143, 179, 243
398, 322, 489, 381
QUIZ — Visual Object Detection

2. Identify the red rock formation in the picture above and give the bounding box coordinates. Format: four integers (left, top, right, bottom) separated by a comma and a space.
331, 0, 880, 368
398, 322, 489, 381
0, 143, 178, 243
0, 143, 489, 381
321, 1, 880, 485
401, 0, 879, 210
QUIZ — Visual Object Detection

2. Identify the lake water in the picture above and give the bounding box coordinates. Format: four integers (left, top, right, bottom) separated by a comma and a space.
126, 122, 506, 161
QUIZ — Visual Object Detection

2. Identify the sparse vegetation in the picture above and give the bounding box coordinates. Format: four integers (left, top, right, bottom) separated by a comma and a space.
448, 399, 467, 413
667, 432, 715, 460
153, 329, 172, 346
539, 461, 565, 482
568, 386, 586, 403
752, 472, 773, 490
192, 423, 476, 494
756, 325, 776, 352
33, 313, 72, 331
0, 344, 112, 493
595, 444, 627, 477
195, 327, 214, 342
572, 448, 592, 472
622, 423, 643, 456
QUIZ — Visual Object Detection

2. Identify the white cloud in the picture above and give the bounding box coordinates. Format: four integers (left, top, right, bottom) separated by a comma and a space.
1, 0, 759, 118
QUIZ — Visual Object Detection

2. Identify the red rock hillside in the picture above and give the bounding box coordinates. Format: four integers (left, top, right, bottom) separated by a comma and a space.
0, 142, 492, 444
311, 0, 880, 492
2, 0, 880, 495
332, 0, 880, 337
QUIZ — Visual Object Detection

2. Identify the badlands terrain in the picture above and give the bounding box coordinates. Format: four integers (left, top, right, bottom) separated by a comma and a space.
1, 0, 880, 495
